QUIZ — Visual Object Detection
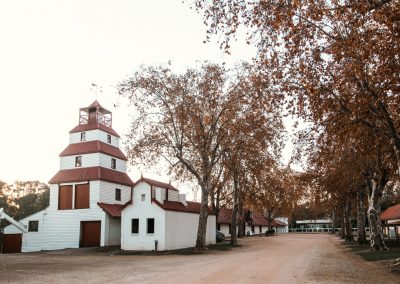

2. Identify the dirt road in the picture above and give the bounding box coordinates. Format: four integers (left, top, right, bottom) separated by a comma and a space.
0, 234, 398, 283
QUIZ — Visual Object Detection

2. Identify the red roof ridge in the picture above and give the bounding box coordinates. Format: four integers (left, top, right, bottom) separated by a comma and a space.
59, 140, 128, 160
152, 199, 215, 215
69, 122, 120, 138
49, 166, 134, 186
381, 204, 400, 221
133, 176, 178, 191
97, 202, 131, 217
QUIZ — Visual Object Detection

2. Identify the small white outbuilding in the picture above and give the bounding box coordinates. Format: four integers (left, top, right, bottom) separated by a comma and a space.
121, 177, 216, 251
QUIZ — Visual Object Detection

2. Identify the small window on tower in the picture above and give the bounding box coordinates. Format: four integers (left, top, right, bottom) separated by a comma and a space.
111, 158, 116, 169
107, 134, 111, 144
141, 194, 145, 201
115, 188, 121, 201
75, 156, 82, 167
81, 132, 86, 141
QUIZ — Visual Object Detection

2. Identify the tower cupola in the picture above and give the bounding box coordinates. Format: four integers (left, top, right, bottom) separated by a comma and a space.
79, 100, 112, 127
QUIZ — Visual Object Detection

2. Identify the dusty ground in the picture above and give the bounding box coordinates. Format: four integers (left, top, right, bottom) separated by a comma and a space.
0, 234, 399, 283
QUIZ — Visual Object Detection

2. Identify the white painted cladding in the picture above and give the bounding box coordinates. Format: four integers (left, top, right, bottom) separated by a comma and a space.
164, 211, 216, 250
69, 129, 120, 147
4, 182, 116, 252
60, 153, 126, 172
121, 182, 166, 250
168, 190, 179, 202
219, 224, 230, 236
4, 210, 46, 252
121, 181, 216, 251
97, 180, 131, 204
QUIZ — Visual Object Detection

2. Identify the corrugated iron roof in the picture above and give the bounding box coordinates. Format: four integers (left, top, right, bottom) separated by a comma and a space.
153, 199, 215, 215
49, 166, 134, 186
69, 123, 120, 138
218, 208, 233, 224
97, 201, 131, 217
59, 141, 128, 160
217, 208, 285, 227
252, 213, 268, 226
381, 204, 400, 220
272, 219, 287, 226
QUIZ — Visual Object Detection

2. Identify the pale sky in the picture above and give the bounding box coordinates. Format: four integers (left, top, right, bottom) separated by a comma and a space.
0, 1, 291, 197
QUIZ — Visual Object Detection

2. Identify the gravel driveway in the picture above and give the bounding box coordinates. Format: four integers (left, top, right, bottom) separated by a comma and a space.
0, 234, 398, 283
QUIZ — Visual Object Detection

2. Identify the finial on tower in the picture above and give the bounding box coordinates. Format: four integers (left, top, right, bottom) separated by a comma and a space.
90, 83, 103, 100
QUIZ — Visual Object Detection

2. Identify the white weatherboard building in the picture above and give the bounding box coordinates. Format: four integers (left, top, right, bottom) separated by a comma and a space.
2, 101, 216, 253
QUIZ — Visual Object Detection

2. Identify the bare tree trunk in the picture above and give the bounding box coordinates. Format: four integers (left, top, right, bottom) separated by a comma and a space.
230, 169, 239, 246
340, 204, 345, 239
357, 186, 368, 245
344, 197, 354, 241
195, 183, 210, 250
266, 211, 273, 235
237, 201, 244, 238
331, 211, 336, 234
366, 172, 388, 251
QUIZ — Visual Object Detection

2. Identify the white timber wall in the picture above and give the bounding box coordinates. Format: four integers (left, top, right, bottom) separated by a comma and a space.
69, 129, 120, 147
98, 181, 131, 204
4, 210, 46, 252
164, 212, 216, 250
60, 153, 126, 172
104, 214, 121, 246
154, 187, 165, 203
167, 190, 179, 201
121, 182, 166, 251
219, 224, 230, 236
4, 181, 128, 252
5, 182, 110, 252
42, 182, 107, 250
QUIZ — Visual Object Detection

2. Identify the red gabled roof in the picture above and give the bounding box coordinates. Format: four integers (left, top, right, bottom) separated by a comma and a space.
49, 166, 134, 186
381, 204, 400, 221
252, 213, 268, 226
134, 177, 178, 191
272, 219, 287, 226
218, 208, 283, 227
153, 199, 215, 215
97, 203, 124, 217
69, 123, 120, 138
218, 208, 233, 224
97, 201, 131, 217
59, 141, 128, 160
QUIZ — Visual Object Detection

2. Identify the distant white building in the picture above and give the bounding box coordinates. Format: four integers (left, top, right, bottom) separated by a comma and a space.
2, 101, 215, 253
295, 219, 332, 230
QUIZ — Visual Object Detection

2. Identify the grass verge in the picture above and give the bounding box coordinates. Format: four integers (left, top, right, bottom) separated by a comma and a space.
341, 238, 400, 275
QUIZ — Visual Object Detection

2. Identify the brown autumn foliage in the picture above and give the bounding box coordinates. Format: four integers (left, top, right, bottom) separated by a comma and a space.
195, 0, 400, 249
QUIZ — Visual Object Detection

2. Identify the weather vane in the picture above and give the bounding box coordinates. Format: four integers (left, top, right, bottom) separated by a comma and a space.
90, 83, 103, 100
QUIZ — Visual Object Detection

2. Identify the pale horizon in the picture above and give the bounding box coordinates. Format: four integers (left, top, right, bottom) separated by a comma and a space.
0, 1, 292, 197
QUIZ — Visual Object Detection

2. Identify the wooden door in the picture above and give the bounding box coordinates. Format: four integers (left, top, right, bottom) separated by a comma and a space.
2, 234, 22, 253
80, 221, 101, 247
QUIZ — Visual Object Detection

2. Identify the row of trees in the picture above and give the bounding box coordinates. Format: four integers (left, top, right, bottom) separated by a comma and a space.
193, 0, 400, 250
119, 63, 302, 249
0, 181, 49, 229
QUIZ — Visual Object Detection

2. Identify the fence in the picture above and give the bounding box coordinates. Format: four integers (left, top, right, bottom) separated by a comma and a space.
288, 227, 372, 234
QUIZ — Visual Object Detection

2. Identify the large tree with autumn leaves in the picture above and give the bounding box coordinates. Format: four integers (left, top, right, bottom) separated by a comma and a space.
195, 0, 400, 250
119, 62, 284, 249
